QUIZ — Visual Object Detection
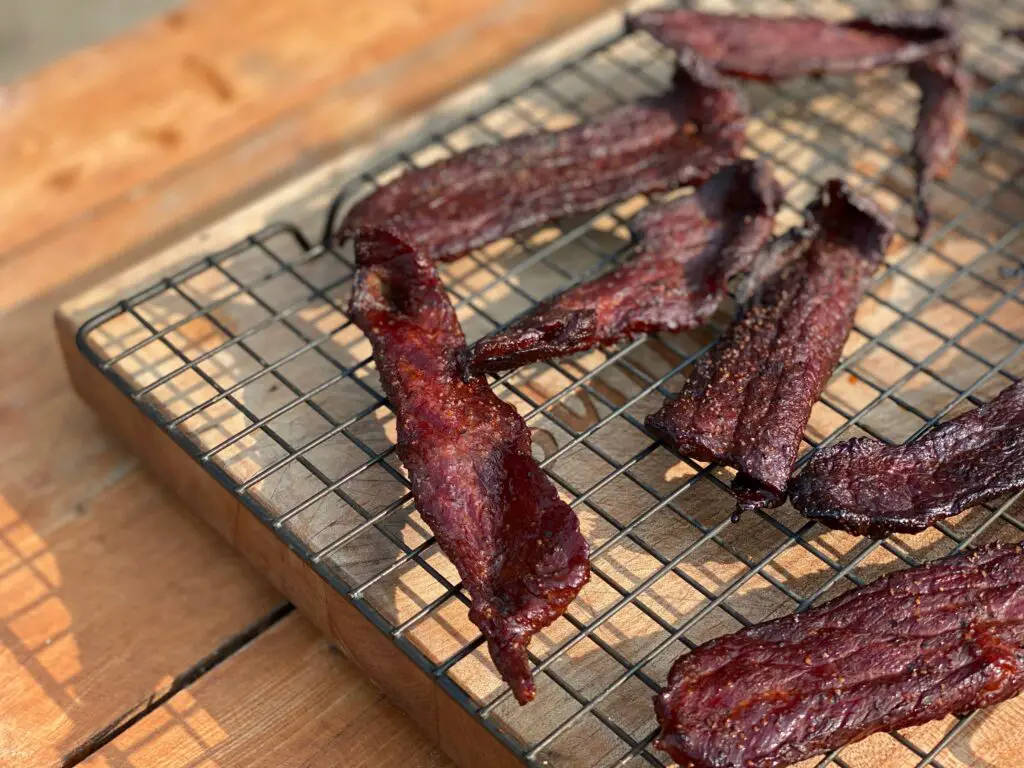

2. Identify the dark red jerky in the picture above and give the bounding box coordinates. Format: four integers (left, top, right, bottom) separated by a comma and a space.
464, 159, 782, 375
340, 52, 746, 261
791, 380, 1024, 538
627, 9, 958, 81
655, 543, 1024, 768
910, 55, 971, 239
1007, 28, 1024, 43
349, 229, 589, 704
645, 180, 892, 512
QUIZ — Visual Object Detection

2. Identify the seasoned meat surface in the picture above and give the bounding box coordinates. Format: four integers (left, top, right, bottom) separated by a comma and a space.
646, 179, 892, 512
656, 543, 1024, 768
791, 380, 1024, 537
466, 159, 781, 375
628, 9, 958, 81
341, 52, 746, 261
349, 229, 590, 704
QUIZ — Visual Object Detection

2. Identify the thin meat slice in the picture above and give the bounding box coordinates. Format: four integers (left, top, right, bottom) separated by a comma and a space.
646, 180, 892, 513
910, 55, 971, 238
655, 543, 1024, 768
627, 8, 957, 81
464, 159, 782, 376
339, 51, 746, 261
349, 229, 589, 704
791, 380, 1024, 537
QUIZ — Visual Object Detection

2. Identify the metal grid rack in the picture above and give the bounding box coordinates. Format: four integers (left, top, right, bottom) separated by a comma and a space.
77, 1, 1023, 766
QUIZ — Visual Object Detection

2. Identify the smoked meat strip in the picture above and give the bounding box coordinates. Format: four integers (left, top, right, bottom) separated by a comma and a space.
349, 229, 590, 704
791, 380, 1024, 537
340, 51, 746, 261
909, 55, 971, 238
465, 159, 782, 375
627, 8, 958, 81
655, 542, 1024, 768
645, 180, 892, 513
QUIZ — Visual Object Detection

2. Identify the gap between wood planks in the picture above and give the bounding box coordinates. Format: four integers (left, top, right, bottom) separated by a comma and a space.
60, 602, 295, 767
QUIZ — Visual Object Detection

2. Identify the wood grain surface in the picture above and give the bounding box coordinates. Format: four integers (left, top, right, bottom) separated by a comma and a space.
80, 615, 452, 768
56, 2, 1024, 766
1, 0, 624, 766
0, 0, 620, 314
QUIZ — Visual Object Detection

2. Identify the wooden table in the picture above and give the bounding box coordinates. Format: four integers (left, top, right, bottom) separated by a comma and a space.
0, 2, 619, 765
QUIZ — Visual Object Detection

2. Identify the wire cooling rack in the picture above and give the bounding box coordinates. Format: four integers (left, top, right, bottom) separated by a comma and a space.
77, 1, 1023, 766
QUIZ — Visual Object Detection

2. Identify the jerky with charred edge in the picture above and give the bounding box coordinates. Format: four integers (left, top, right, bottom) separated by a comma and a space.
340, 51, 746, 261
349, 229, 589, 704
791, 380, 1024, 537
646, 180, 892, 513
627, 8, 957, 81
464, 159, 782, 375
910, 55, 971, 238
655, 542, 1024, 768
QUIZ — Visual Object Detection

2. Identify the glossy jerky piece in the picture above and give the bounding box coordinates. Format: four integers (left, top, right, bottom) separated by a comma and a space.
627, 8, 957, 81
349, 229, 589, 704
340, 52, 746, 261
464, 159, 782, 375
910, 55, 971, 238
791, 380, 1024, 537
655, 543, 1024, 768
645, 180, 892, 512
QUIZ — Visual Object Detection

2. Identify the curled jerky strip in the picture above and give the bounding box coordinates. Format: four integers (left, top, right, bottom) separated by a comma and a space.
350, 229, 589, 704
910, 55, 971, 238
646, 180, 892, 513
465, 159, 782, 375
791, 380, 1024, 537
340, 51, 746, 261
627, 8, 958, 81
656, 543, 1024, 768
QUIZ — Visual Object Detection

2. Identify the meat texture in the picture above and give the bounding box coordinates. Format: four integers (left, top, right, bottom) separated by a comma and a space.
645, 180, 892, 513
791, 380, 1024, 537
349, 229, 589, 704
655, 543, 1024, 768
465, 159, 782, 375
627, 9, 958, 81
340, 51, 746, 261
910, 55, 971, 238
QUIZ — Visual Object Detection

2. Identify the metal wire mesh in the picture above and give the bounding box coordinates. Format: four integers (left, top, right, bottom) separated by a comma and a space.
77, 1, 1023, 766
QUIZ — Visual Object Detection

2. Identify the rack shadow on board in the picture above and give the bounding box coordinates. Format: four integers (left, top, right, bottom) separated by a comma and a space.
77, 1, 1024, 766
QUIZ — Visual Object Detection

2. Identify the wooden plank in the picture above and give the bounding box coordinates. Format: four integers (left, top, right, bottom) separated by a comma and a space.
0, 0, 620, 314
0, 304, 283, 768
0, 218, 289, 768
79, 614, 453, 768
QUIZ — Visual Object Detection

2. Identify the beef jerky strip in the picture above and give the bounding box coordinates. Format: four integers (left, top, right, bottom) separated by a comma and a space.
627, 8, 957, 81
339, 51, 746, 261
910, 55, 971, 239
464, 159, 782, 375
791, 380, 1024, 537
349, 229, 589, 704
646, 180, 892, 513
1006, 28, 1024, 43
655, 542, 1024, 768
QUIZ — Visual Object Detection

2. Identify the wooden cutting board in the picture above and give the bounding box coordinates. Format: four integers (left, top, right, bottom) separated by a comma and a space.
58, 2, 1024, 767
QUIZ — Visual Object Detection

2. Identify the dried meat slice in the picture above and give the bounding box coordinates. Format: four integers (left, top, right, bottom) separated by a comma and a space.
791, 380, 1024, 537
910, 55, 971, 238
646, 180, 893, 513
349, 229, 589, 704
464, 159, 782, 375
627, 8, 958, 81
655, 543, 1024, 768
339, 51, 746, 261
